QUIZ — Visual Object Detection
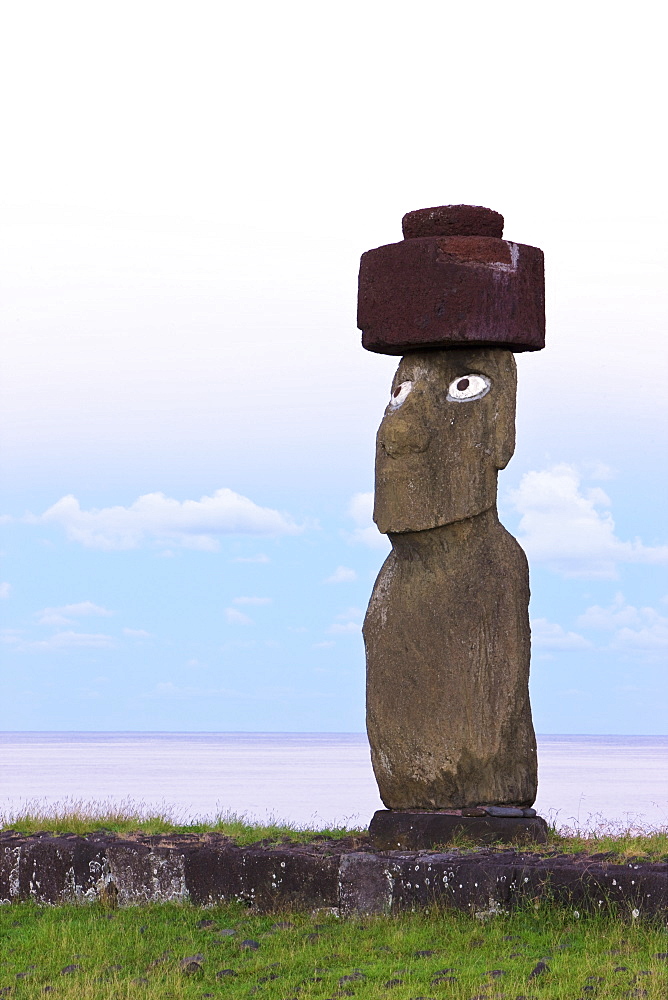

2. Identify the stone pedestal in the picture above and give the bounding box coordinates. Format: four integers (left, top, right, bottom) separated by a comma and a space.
369, 810, 549, 850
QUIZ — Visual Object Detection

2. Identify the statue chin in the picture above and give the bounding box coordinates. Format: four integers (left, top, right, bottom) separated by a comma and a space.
375, 484, 499, 535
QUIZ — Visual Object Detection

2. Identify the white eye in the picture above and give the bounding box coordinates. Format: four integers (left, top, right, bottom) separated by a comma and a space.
446, 373, 490, 401
389, 380, 413, 409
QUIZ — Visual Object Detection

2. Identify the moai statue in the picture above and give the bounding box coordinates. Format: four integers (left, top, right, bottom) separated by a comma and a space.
357, 205, 548, 847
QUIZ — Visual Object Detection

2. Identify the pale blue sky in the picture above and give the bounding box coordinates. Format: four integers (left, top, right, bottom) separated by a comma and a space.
1, 0, 666, 733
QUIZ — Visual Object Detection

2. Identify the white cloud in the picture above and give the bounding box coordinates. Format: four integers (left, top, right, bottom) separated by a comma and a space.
232, 596, 272, 605
15, 631, 116, 652
326, 606, 364, 634
345, 492, 390, 550
1, 629, 22, 644
327, 621, 361, 635
612, 622, 668, 654
224, 607, 253, 625
36, 613, 71, 626
153, 682, 186, 698
312, 640, 335, 648
323, 565, 357, 584
148, 681, 231, 699
577, 594, 668, 661
0, 582, 10, 599
233, 553, 270, 563
28, 488, 302, 551
123, 627, 152, 638
577, 593, 648, 630
509, 464, 668, 578
35, 601, 114, 626
531, 617, 591, 650
584, 461, 616, 481
336, 606, 363, 620
145, 681, 302, 701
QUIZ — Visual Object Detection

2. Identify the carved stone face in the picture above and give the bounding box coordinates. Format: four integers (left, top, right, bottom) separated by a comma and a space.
374, 348, 517, 533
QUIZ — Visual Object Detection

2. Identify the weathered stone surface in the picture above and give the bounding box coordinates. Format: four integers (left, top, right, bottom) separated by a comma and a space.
402, 204, 504, 240
368, 811, 548, 850
183, 843, 244, 905
0, 832, 21, 902
368, 852, 668, 919
365, 505, 536, 809
358, 230, 544, 355
17, 835, 106, 903
338, 852, 393, 916
517, 856, 668, 916
389, 852, 500, 912
220, 847, 339, 910
180, 953, 204, 972
0, 832, 665, 918
107, 837, 340, 910
365, 344, 536, 810
484, 806, 526, 817
107, 841, 188, 904
373, 348, 517, 533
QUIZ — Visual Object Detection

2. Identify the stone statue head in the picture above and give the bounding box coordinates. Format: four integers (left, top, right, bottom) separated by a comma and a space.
374, 347, 517, 533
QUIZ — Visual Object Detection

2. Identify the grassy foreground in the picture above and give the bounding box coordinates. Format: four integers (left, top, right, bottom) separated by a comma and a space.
1, 899, 666, 1000
2, 803, 666, 997
1, 798, 667, 861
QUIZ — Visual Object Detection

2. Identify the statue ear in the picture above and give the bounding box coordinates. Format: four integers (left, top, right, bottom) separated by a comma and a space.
493, 352, 517, 470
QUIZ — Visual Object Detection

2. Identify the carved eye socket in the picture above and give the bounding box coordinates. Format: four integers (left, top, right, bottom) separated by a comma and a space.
447, 373, 490, 401
389, 380, 413, 408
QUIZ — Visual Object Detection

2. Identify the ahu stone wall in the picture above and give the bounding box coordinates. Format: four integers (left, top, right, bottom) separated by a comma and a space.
1, 832, 665, 919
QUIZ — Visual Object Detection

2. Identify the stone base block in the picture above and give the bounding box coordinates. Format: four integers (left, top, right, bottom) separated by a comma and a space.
369, 810, 549, 850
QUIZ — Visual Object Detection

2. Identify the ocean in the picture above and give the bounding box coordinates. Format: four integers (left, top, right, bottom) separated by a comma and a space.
1, 732, 666, 831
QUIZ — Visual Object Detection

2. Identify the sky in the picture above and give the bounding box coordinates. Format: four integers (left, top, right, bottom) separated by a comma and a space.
1, 0, 666, 734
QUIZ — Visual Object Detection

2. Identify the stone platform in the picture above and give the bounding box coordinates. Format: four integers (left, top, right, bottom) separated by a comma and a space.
1, 830, 665, 918
368, 810, 549, 850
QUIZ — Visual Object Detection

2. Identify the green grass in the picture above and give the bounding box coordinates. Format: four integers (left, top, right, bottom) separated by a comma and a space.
542, 816, 668, 864
2, 799, 667, 860
2, 806, 666, 995
1, 899, 666, 999
0, 798, 366, 846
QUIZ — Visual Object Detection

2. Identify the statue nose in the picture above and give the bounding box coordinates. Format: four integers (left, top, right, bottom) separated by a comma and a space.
380, 417, 431, 457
